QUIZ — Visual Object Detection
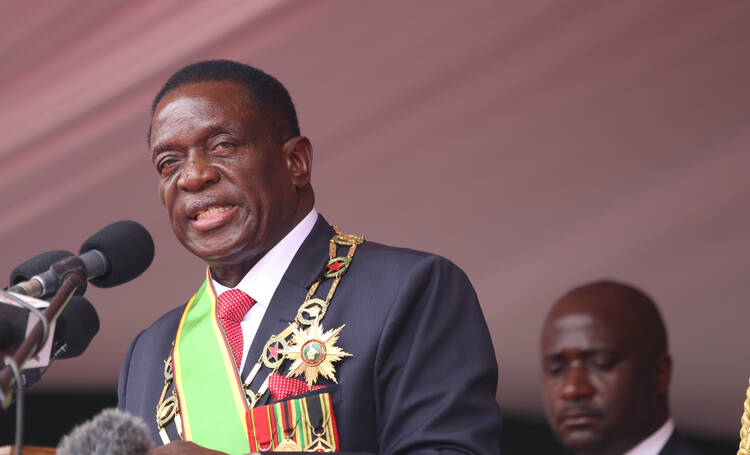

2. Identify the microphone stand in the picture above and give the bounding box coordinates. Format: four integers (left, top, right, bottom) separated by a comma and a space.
0, 258, 86, 455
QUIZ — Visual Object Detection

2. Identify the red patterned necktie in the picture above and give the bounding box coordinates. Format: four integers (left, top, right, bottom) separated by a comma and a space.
216, 289, 256, 370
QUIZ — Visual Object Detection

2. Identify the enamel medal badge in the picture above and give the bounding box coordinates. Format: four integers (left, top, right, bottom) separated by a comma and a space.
281, 322, 351, 386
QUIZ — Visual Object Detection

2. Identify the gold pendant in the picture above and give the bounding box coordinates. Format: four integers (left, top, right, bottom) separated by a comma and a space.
308, 436, 334, 452
275, 438, 302, 451
281, 321, 351, 386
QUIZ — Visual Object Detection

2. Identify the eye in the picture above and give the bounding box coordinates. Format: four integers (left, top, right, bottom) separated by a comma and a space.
211, 141, 236, 154
155, 155, 180, 176
543, 359, 566, 376
587, 353, 618, 371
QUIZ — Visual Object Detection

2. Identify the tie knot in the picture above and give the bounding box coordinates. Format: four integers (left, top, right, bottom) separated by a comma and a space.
216, 289, 256, 323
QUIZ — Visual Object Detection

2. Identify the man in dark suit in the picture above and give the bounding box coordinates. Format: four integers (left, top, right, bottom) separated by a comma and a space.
118, 60, 501, 454
540, 280, 700, 455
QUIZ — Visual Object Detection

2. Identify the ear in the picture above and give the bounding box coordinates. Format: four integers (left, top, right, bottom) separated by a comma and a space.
282, 136, 312, 189
655, 353, 672, 395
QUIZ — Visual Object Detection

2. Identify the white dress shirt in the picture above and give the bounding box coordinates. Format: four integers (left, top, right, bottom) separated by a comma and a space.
623, 418, 675, 455
211, 208, 318, 371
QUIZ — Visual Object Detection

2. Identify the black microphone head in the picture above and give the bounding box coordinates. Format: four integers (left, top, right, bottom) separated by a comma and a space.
0, 317, 18, 351
79, 220, 154, 288
9, 250, 74, 285
57, 408, 154, 455
53, 296, 100, 359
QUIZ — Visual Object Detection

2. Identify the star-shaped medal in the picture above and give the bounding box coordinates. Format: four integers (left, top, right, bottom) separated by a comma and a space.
281, 321, 351, 387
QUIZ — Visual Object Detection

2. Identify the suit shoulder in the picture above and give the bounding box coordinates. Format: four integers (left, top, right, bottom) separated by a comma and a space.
659, 430, 701, 455
128, 304, 185, 348
147, 304, 185, 332
662, 430, 702, 455
357, 240, 463, 272
351, 241, 475, 303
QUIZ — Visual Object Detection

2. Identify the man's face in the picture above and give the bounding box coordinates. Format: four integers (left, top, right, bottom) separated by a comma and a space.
540, 304, 656, 454
150, 80, 299, 268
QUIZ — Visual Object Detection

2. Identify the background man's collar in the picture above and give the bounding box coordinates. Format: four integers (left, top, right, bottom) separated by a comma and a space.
623, 418, 675, 455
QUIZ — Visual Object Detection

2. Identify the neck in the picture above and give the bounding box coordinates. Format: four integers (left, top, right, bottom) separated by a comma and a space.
575, 411, 669, 455
211, 256, 264, 288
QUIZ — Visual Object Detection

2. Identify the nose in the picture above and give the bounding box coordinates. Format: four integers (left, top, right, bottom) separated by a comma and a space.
177, 149, 220, 192
559, 365, 594, 401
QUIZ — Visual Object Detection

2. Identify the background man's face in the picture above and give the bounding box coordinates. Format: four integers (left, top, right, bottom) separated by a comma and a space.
540, 305, 655, 453
150, 80, 299, 268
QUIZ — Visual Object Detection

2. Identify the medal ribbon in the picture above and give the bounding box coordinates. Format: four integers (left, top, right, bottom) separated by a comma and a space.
246, 392, 339, 451
247, 404, 275, 451
172, 268, 250, 453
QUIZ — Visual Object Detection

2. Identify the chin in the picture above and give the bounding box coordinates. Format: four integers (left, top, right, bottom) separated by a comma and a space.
182, 234, 246, 261
197, 244, 250, 265
183, 220, 255, 251
560, 432, 606, 453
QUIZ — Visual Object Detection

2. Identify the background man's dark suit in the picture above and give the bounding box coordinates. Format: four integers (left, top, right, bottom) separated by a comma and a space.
119, 215, 502, 454
660, 431, 701, 455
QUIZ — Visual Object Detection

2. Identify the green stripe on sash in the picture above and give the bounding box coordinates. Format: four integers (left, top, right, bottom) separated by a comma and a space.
173, 269, 250, 454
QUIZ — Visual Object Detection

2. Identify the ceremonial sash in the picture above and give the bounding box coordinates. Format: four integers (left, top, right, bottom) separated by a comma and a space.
172, 268, 250, 454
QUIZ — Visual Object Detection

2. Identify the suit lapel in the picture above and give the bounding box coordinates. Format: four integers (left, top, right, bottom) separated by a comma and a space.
240, 215, 335, 388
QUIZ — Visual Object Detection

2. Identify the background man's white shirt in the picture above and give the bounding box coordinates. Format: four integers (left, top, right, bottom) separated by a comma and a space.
624, 418, 675, 455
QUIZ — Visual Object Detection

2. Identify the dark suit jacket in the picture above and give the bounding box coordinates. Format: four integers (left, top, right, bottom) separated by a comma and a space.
118, 216, 502, 454
660, 430, 701, 455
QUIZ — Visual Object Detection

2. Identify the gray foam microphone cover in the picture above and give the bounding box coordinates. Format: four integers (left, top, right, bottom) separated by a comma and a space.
57, 408, 154, 455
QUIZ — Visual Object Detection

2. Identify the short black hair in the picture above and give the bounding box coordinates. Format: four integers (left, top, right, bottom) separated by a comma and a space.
150, 59, 300, 144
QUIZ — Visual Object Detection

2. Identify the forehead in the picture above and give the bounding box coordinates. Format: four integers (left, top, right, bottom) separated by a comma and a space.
150, 81, 258, 143
541, 310, 629, 354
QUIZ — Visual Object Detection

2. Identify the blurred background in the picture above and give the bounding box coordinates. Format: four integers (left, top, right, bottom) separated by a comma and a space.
1, 0, 749, 452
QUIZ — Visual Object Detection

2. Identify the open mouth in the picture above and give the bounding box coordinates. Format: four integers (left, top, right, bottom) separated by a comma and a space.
189, 204, 238, 231
195, 205, 233, 220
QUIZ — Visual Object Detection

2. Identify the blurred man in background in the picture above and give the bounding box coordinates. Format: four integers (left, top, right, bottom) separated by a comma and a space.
540, 280, 699, 455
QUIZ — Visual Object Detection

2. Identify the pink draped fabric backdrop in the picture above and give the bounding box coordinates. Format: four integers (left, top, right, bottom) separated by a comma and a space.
0, 0, 749, 438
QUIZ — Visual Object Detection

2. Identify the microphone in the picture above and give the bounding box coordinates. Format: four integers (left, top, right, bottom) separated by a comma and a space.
0, 296, 100, 390
17, 296, 99, 389
9, 250, 74, 286
8, 220, 154, 298
49, 295, 100, 360
57, 408, 154, 455
0, 318, 16, 353
0, 293, 46, 353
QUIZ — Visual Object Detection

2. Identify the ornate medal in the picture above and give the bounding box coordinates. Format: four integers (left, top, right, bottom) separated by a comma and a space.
323, 257, 350, 278
308, 436, 334, 452
282, 322, 351, 386
275, 438, 302, 451
262, 336, 288, 369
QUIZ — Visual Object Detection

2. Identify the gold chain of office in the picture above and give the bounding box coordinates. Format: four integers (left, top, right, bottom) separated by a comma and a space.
155, 226, 365, 442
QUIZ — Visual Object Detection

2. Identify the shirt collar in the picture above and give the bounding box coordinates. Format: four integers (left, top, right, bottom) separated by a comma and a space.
623, 418, 675, 455
211, 208, 318, 308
